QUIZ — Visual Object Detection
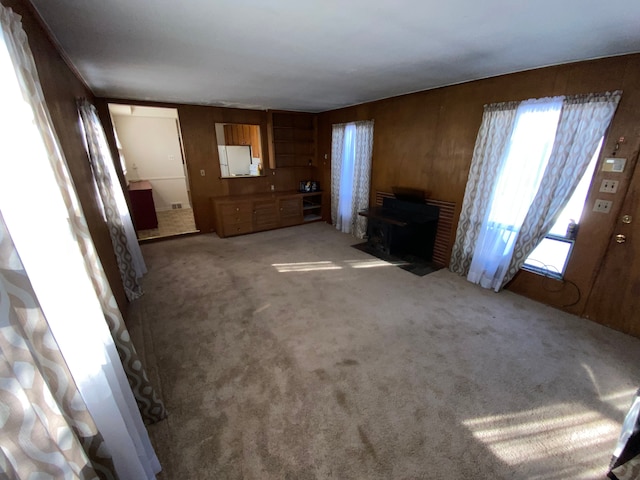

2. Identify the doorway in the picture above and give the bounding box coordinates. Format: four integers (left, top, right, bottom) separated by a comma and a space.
108, 104, 198, 240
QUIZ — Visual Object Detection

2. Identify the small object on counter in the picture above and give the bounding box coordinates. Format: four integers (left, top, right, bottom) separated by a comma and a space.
566, 219, 578, 240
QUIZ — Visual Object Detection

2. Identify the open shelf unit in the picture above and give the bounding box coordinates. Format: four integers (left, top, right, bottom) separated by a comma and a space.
267, 111, 317, 169
301, 192, 322, 222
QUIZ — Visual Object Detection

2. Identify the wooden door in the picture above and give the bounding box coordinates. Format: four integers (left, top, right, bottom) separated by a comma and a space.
584, 156, 640, 337
279, 196, 303, 227
253, 200, 279, 231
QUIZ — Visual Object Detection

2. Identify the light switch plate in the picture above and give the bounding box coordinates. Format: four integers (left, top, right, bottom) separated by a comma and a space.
593, 199, 613, 213
602, 157, 626, 173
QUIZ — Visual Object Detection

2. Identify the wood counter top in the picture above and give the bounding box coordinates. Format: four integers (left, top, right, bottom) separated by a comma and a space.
211, 190, 322, 202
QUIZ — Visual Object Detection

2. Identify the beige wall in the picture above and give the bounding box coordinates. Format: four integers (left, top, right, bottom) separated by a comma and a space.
111, 114, 191, 211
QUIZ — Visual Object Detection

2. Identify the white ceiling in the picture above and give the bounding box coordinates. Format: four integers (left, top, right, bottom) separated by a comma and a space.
30, 0, 640, 113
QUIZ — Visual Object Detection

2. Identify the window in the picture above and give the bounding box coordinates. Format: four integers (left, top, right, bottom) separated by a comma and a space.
451, 91, 619, 292
331, 120, 374, 238
523, 138, 603, 277
466, 98, 565, 290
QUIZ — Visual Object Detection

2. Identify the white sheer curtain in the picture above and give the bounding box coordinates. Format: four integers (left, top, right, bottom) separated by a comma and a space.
337, 124, 356, 231
78, 99, 147, 295
452, 92, 621, 292
331, 120, 374, 238
467, 97, 563, 290
0, 5, 160, 478
450, 102, 520, 275
504, 92, 622, 282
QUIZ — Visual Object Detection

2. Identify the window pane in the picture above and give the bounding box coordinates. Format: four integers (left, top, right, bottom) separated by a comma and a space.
548, 138, 603, 236
523, 137, 603, 277
524, 238, 572, 276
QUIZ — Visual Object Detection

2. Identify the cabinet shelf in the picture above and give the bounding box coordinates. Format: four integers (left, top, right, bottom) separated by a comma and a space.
301, 192, 322, 221
268, 111, 317, 169
303, 213, 322, 222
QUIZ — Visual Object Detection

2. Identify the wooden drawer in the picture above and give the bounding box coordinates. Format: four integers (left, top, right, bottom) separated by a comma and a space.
215, 200, 254, 238
220, 201, 253, 216
222, 212, 253, 225
221, 213, 253, 236
224, 221, 253, 237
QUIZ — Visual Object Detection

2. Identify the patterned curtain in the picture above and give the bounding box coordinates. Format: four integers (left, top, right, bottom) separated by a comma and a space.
331, 124, 345, 228
331, 120, 374, 239
467, 97, 564, 290
0, 5, 164, 478
503, 91, 621, 285
449, 102, 519, 275
78, 99, 146, 301
0, 212, 118, 479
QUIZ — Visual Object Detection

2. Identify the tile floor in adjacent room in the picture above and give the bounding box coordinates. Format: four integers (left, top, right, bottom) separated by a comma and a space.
137, 208, 198, 240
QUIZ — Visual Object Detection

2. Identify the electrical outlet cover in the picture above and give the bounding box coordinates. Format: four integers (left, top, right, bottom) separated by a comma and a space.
599, 179, 619, 193
593, 199, 612, 213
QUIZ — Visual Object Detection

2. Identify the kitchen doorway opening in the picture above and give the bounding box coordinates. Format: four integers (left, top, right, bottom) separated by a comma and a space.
108, 104, 198, 240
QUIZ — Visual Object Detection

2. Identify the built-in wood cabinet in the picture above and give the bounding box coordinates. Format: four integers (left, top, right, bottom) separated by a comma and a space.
253, 199, 279, 231
213, 191, 322, 237
217, 200, 253, 236
277, 196, 302, 227
223, 123, 262, 158
267, 111, 317, 169
128, 180, 158, 230
301, 192, 322, 222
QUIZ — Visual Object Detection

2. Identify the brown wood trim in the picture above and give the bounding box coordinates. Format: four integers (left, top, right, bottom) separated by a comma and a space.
375, 191, 455, 267
25, 1, 92, 92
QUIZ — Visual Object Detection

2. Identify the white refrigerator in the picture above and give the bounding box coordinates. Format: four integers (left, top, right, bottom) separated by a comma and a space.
218, 145, 252, 176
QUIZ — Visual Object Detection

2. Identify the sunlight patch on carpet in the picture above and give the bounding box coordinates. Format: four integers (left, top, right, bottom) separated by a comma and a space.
463, 403, 618, 478
599, 388, 638, 413
272, 261, 342, 272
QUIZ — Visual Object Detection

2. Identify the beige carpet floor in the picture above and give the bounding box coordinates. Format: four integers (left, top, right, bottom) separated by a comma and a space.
127, 222, 640, 480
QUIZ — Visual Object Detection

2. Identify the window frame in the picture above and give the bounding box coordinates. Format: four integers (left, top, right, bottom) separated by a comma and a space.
522, 234, 575, 279
520, 136, 604, 279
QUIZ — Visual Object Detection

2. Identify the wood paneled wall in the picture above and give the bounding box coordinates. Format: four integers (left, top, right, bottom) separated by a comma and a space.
317, 54, 640, 319
12, 0, 640, 328
2, 0, 128, 311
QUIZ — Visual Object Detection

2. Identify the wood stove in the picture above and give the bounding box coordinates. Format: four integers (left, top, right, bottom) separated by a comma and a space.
359, 190, 439, 261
